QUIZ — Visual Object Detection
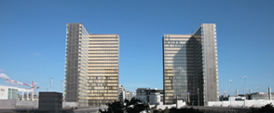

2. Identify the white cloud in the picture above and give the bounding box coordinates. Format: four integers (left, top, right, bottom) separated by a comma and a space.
0, 73, 9, 79
34, 82, 39, 86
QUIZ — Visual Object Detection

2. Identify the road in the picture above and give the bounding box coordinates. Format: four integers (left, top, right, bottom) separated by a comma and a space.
0, 106, 108, 113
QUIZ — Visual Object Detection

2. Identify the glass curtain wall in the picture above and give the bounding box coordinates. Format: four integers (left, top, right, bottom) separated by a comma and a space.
88, 34, 119, 106
65, 23, 89, 107
163, 35, 191, 104
78, 24, 89, 106
163, 24, 219, 106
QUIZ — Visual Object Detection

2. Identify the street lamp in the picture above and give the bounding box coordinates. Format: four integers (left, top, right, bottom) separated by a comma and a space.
228, 79, 232, 107
241, 76, 246, 107
49, 77, 54, 91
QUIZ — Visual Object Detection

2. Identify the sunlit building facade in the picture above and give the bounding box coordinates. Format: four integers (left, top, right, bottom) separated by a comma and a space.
65, 23, 119, 106
163, 23, 219, 106
88, 34, 119, 106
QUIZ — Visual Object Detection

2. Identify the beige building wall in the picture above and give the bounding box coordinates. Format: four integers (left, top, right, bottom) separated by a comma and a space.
88, 34, 119, 106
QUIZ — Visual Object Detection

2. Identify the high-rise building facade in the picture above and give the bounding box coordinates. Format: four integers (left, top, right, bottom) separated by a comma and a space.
65, 23, 119, 106
65, 23, 89, 106
88, 34, 119, 106
163, 23, 219, 106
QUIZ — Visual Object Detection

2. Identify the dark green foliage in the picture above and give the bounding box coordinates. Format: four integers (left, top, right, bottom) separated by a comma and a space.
99, 101, 124, 113
99, 98, 149, 113
148, 106, 169, 113
169, 107, 202, 113
251, 103, 274, 113
124, 97, 149, 113
162, 107, 170, 113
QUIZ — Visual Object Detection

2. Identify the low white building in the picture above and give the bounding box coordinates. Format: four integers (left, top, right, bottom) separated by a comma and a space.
136, 88, 150, 103
210, 90, 274, 107
125, 91, 135, 100
149, 89, 163, 105
0, 85, 18, 100
118, 85, 126, 102
0, 85, 33, 100
136, 88, 163, 105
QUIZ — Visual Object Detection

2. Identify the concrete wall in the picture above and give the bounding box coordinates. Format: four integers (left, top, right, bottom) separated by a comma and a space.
208, 100, 274, 107
0, 87, 9, 99
0, 100, 80, 109
0, 100, 16, 109
16, 101, 38, 109
63, 102, 77, 108
0, 100, 38, 109
201, 24, 219, 104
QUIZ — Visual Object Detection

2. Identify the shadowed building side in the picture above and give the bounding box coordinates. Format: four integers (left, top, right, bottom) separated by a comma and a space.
65, 23, 89, 107
163, 24, 219, 106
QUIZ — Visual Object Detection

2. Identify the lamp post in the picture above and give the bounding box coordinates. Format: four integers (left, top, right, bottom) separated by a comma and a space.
49, 77, 53, 91
241, 76, 246, 107
228, 79, 232, 107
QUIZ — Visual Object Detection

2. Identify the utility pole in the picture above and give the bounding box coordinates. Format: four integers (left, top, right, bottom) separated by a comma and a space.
241, 76, 246, 107
228, 79, 232, 107
49, 77, 53, 91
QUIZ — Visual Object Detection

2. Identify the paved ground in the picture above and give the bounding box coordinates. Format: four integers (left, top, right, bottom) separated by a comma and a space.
0, 106, 108, 113
0, 105, 253, 113
184, 106, 251, 112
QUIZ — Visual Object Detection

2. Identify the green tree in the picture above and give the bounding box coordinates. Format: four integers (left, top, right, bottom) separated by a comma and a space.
99, 98, 149, 113
125, 97, 149, 113
162, 107, 169, 113
99, 101, 124, 113
251, 103, 274, 113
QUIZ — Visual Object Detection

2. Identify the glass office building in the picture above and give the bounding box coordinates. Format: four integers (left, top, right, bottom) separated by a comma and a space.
88, 34, 119, 106
163, 24, 219, 105
65, 23, 89, 106
65, 23, 119, 106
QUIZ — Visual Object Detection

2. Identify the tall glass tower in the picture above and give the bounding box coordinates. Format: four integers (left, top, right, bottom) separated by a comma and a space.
88, 34, 119, 106
163, 23, 219, 105
65, 23, 89, 106
65, 23, 119, 106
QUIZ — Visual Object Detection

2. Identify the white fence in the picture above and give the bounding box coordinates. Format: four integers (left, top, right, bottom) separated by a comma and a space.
208, 100, 274, 107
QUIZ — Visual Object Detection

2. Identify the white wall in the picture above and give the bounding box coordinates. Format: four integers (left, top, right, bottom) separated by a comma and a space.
149, 94, 162, 105
0, 86, 8, 99
208, 100, 274, 107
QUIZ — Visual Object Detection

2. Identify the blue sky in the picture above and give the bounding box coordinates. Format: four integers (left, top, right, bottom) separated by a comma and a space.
0, 0, 273, 95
